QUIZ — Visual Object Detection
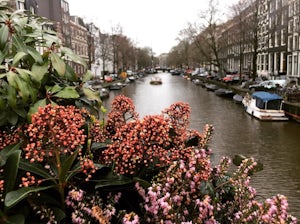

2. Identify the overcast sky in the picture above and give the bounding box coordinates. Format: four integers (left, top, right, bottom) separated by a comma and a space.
68, 0, 239, 55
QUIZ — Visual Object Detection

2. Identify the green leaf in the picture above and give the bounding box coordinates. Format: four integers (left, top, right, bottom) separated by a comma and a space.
82, 87, 101, 102
61, 47, 87, 68
60, 150, 79, 182
0, 143, 21, 167
31, 62, 48, 83
12, 107, 27, 118
5, 186, 53, 208
12, 34, 27, 52
6, 214, 25, 224
27, 46, 43, 64
6, 71, 18, 89
7, 112, 18, 126
7, 85, 17, 108
46, 85, 63, 94
0, 25, 9, 50
53, 86, 80, 99
19, 159, 56, 182
133, 177, 151, 188
100, 105, 107, 113
82, 70, 93, 83
12, 52, 27, 66
0, 50, 6, 64
51, 207, 66, 223
3, 150, 21, 195
95, 172, 133, 189
64, 64, 78, 82
0, 96, 5, 110
28, 99, 47, 121
50, 52, 66, 76
14, 75, 30, 103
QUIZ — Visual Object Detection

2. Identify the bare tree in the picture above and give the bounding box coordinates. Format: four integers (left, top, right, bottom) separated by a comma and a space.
136, 47, 152, 69
110, 24, 123, 74
230, 0, 250, 81
187, 0, 225, 72
241, 0, 261, 79
96, 31, 111, 78
177, 29, 192, 68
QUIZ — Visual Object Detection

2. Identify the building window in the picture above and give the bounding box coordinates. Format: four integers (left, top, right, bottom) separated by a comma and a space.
17, 0, 25, 10
294, 34, 298, 50
288, 20, 293, 33
275, 31, 279, 47
281, 29, 286, 45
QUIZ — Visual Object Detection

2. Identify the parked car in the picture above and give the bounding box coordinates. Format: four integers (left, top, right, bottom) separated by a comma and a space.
222, 74, 249, 83
249, 80, 286, 91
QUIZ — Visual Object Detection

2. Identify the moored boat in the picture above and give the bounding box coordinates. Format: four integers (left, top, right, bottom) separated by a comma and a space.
109, 82, 125, 90
150, 76, 162, 85
242, 91, 288, 121
99, 88, 110, 99
214, 88, 235, 98
205, 83, 218, 91
233, 94, 244, 104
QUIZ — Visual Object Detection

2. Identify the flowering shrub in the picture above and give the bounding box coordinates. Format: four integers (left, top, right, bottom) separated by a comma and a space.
0, 93, 298, 223
105, 95, 139, 135
100, 96, 211, 178
65, 188, 122, 223
24, 104, 87, 162
136, 154, 297, 223
0, 104, 103, 223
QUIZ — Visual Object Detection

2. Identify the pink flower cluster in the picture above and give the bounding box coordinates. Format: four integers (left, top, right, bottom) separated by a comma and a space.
136, 152, 298, 223
65, 188, 121, 224
24, 104, 87, 162
162, 102, 190, 147
0, 127, 22, 150
102, 115, 172, 175
101, 96, 213, 177
105, 95, 139, 135
142, 148, 216, 223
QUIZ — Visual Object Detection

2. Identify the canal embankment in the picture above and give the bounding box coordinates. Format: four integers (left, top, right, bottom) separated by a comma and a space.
198, 77, 300, 123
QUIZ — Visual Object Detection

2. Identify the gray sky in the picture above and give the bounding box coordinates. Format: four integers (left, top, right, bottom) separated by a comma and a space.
68, 0, 239, 55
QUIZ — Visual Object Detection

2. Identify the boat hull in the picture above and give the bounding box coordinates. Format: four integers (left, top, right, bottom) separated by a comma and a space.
244, 105, 289, 120
242, 97, 288, 121
242, 92, 289, 121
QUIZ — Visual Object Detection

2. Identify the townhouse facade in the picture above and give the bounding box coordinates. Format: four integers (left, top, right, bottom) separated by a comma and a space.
7, 0, 300, 82
287, 0, 300, 81
9, 0, 97, 76
219, 0, 299, 82
70, 16, 89, 75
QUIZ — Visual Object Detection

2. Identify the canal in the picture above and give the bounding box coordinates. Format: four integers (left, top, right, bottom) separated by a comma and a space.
103, 72, 300, 219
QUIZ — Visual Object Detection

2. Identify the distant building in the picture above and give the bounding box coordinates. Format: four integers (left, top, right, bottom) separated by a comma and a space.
36, 0, 71, 48
70, 15, 89, 75
8, 0, 38, 13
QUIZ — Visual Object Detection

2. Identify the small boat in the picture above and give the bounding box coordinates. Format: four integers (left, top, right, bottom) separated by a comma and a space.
214, 88, 235, 98
242, 91, 288, 121
99, 88, 110, 99
109, 82, 124, 90
192, 78, 203, 86
205, 83, 218, 91
233, 94, 244, 104
150, 76, 162, 85
128, 76, 136, 82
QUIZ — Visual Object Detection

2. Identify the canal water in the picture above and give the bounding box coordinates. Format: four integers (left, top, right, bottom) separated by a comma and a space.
103, 72, 300, 218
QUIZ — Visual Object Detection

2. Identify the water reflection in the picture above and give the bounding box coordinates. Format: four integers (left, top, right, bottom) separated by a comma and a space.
103, 72, 300, 218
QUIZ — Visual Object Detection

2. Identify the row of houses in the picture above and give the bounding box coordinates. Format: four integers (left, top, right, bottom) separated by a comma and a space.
8, 0, 110, 77
216, 0, 300, 83
9, 0, 300, 83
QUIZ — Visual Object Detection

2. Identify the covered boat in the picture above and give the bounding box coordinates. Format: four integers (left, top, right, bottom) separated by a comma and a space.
242, 91, 288, 121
